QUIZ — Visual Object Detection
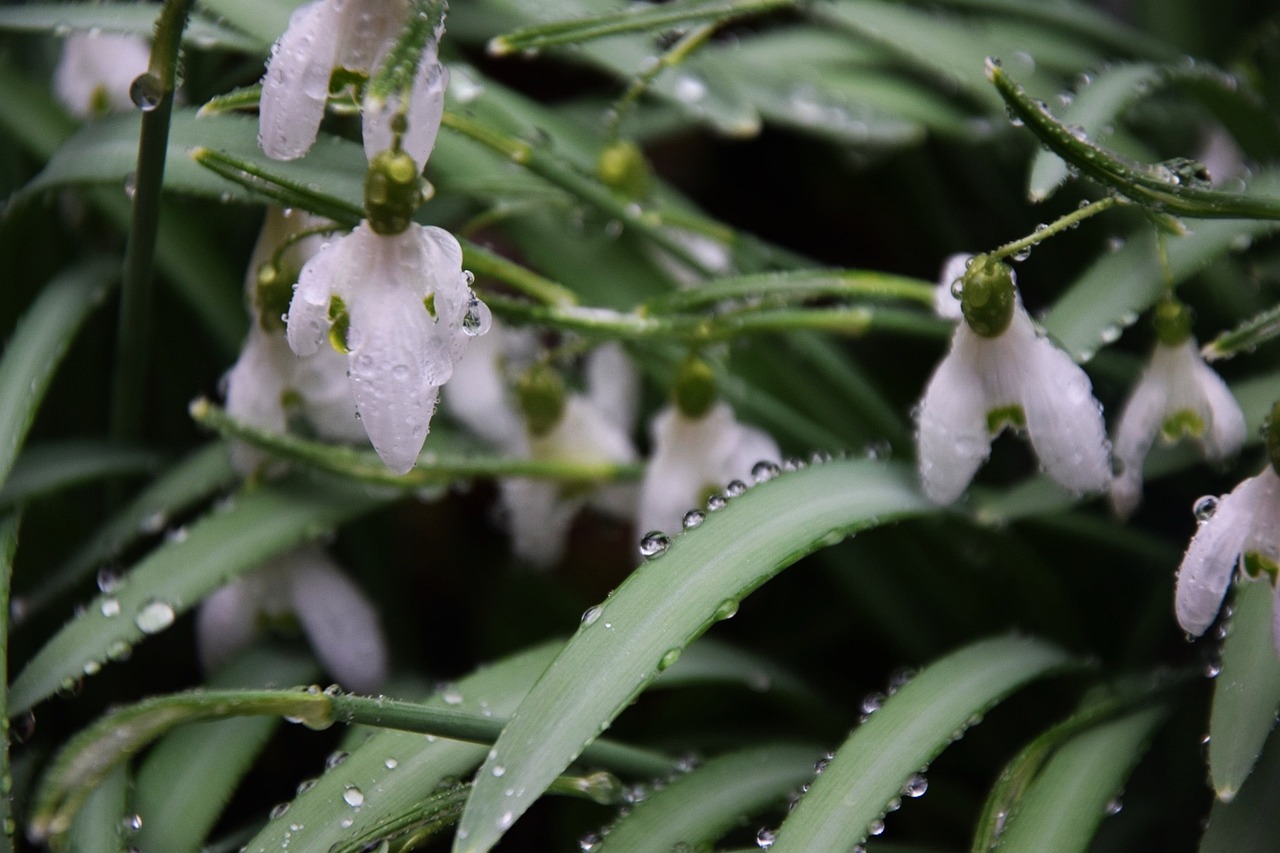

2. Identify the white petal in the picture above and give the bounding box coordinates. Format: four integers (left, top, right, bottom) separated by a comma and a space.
1191, 353, 1247, 460
363, 56, 448, 165
259, 0, 340, 160
286, 238, 342, 356
915, 328, 992, 505
586, 343, 640, 434
1014, 318, 1111, 495
441, 320, 529, 450
415, 225, 475, 368
499, 478, 582, 567
1240, 467, 1280, 561
292, 345, 366, 444
1272, 579, 1280, 662
533, 397, 638, 467
54, 32, 151, 118
1107, 357, 1168, 517
284, 547, 388, 693
933, 253, 970, 321
1175, 476, 1261, 636
195, 579, 262, 674
224, 328, 292, 474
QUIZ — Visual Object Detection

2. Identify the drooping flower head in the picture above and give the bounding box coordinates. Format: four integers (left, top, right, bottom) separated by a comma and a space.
1109, 298, 1246, 517
259, 0, 448, 164
223, 208, 362, 475
196, 545, 388, 693
637, 356, 781, 537
54, 31, 152, 119
915, 255, 1111, 505
1175, 402, 1280, 654
285, 148, 490, 474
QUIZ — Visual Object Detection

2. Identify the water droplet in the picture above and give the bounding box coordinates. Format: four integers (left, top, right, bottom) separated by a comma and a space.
123, 172, 137, 199
269, 802, 290, 820
325, 750, 349, 770
903, 773, 928, 797
725, 479, 747, 497
638, 531, 670, 559
714, 599, 739, 620
1012, 246, 1032, 262
1193, 495, 1219, 523
296, 778, 317, 796
97, 568, 122, 593
869, 817, 886, 835
581, 605, 603, 626
861, 692, 885, 715
492, 764, 506, 777
1104, 796, 1123, 815
756, 827, 777, 848
384, 757, 398, 770
706, 494, 727, 511
342, 786, 364, 808
462, 295, 492, 336
441, 685, 463, 705
120, 814, 142, 834
134, 600, 175, 634
100, 598, 121, 618
674, 74, 707, 102
499, 811, 515, 830
752, 460, 780, 483
681, 509, 706, 529
657, 647, 682, 671
83, 660, 101, 676
580, 833, 601, 851
129, 73, 163, 111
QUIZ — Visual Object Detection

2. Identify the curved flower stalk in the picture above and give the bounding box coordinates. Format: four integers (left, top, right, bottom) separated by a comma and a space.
258, 0, 448, 164
196, 545, 388, 693
916, 255, 1111, 505
1109, 299, 1246, 517
1176, 403, 1280, 653
53, 31, 152, 119
637, 356, 780, 537
286, 150, 491, 474
223, 208, 362, 475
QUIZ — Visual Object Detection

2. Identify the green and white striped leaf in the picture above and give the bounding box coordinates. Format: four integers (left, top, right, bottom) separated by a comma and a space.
454, 458, 931, 852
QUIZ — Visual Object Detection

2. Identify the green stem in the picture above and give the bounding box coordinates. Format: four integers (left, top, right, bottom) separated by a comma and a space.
606, 21, 721, 141
109, 0, 196, 444
988, 196, 1122, 264
460, 239, 578, 306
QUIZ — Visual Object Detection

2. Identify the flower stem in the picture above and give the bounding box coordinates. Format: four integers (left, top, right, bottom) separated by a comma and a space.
606, 21, 720, 141
988, 196, 1123, 264
109, 0, 196, 444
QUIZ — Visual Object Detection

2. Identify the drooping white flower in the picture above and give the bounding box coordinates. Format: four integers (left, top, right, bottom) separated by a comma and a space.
223, 208, 362, 474
196, 545, 388, 693
1109, 304, 1245, 517
54, 31, 151, 119
441, 319, 539, 450
637, 401, 781, 537
258, 0, 448, 164
286, 219, 489, 474
916, 256, 1111, 505
932, 253, 970, 321
1175, 465, 1280, 651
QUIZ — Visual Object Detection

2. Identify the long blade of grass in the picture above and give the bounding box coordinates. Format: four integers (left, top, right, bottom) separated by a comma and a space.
0, 442, 162, 509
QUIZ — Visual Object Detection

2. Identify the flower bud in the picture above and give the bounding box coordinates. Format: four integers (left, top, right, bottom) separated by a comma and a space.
365, 148, 424, 235
673, 356, 716, 418
596, 141, 651, 200
1153, 297, 1193, 346
959, 255, 1015, 338
517, 363, 567, 437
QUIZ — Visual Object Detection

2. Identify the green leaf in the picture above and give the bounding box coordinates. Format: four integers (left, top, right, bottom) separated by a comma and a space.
489, 0, 799, 55
597, 744, 820, 852
1028, 64, 1163, 201
367, 0, 447, 104
0, 261, 117, 492
132, 646, 321, 853
990, 62, 1280, 219
0, 4, 261, 52
990, 702, 1168, 852
770, 636, 1076, 853
195, 0, 301, 46
8, 475, 387, 715
0, 441, 162, 509
19, 443, 237, 621
0, 513, 18, 849
1202, 724, 1280, 852
1210, 580, 1280, 801
65, 763, 128, 853
1202, 301, 1280, 362
454, 458, 931, 852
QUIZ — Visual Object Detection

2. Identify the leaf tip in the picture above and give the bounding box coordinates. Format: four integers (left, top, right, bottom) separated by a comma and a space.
486, 36, 515, 57
1216, 785, 1237, 803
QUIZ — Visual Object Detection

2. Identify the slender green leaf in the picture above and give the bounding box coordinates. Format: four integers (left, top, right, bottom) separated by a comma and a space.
771, 636, 1076, 853
0, 4, 261, 52
1210, 581, 1280, 801
0, 442, 162, 509
1202, 301, 1280, 362
9, 475, 387, 715
132, 646, 321, 853
195, 0, 300, 46
65, 763, 128, 853
20, 443, 237, 620
1202, 724, 1280, 853
991, 62, 1280, 219
598, 744, 820, 852
1028, 64, 1162, 201
991, 702, 1168, 852
935, 0, 1178, 62
0, 261, 117, 491
454, 458, 931, 852
0, 514, 17, 852
489, 0, 799, 55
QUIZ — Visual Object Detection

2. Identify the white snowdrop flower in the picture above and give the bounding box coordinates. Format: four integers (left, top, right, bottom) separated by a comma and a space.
223, 208, 361, 474
916, 255, 1111, 505
196, 545, 388, 693
285, 149, 490, 474
258, 0, 448, 164
442, 319, 539, 450
1109, 300, 1245, 517
933, 253, 970, 321
1176, 406, 1280, 653
54, 31, 151, 119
